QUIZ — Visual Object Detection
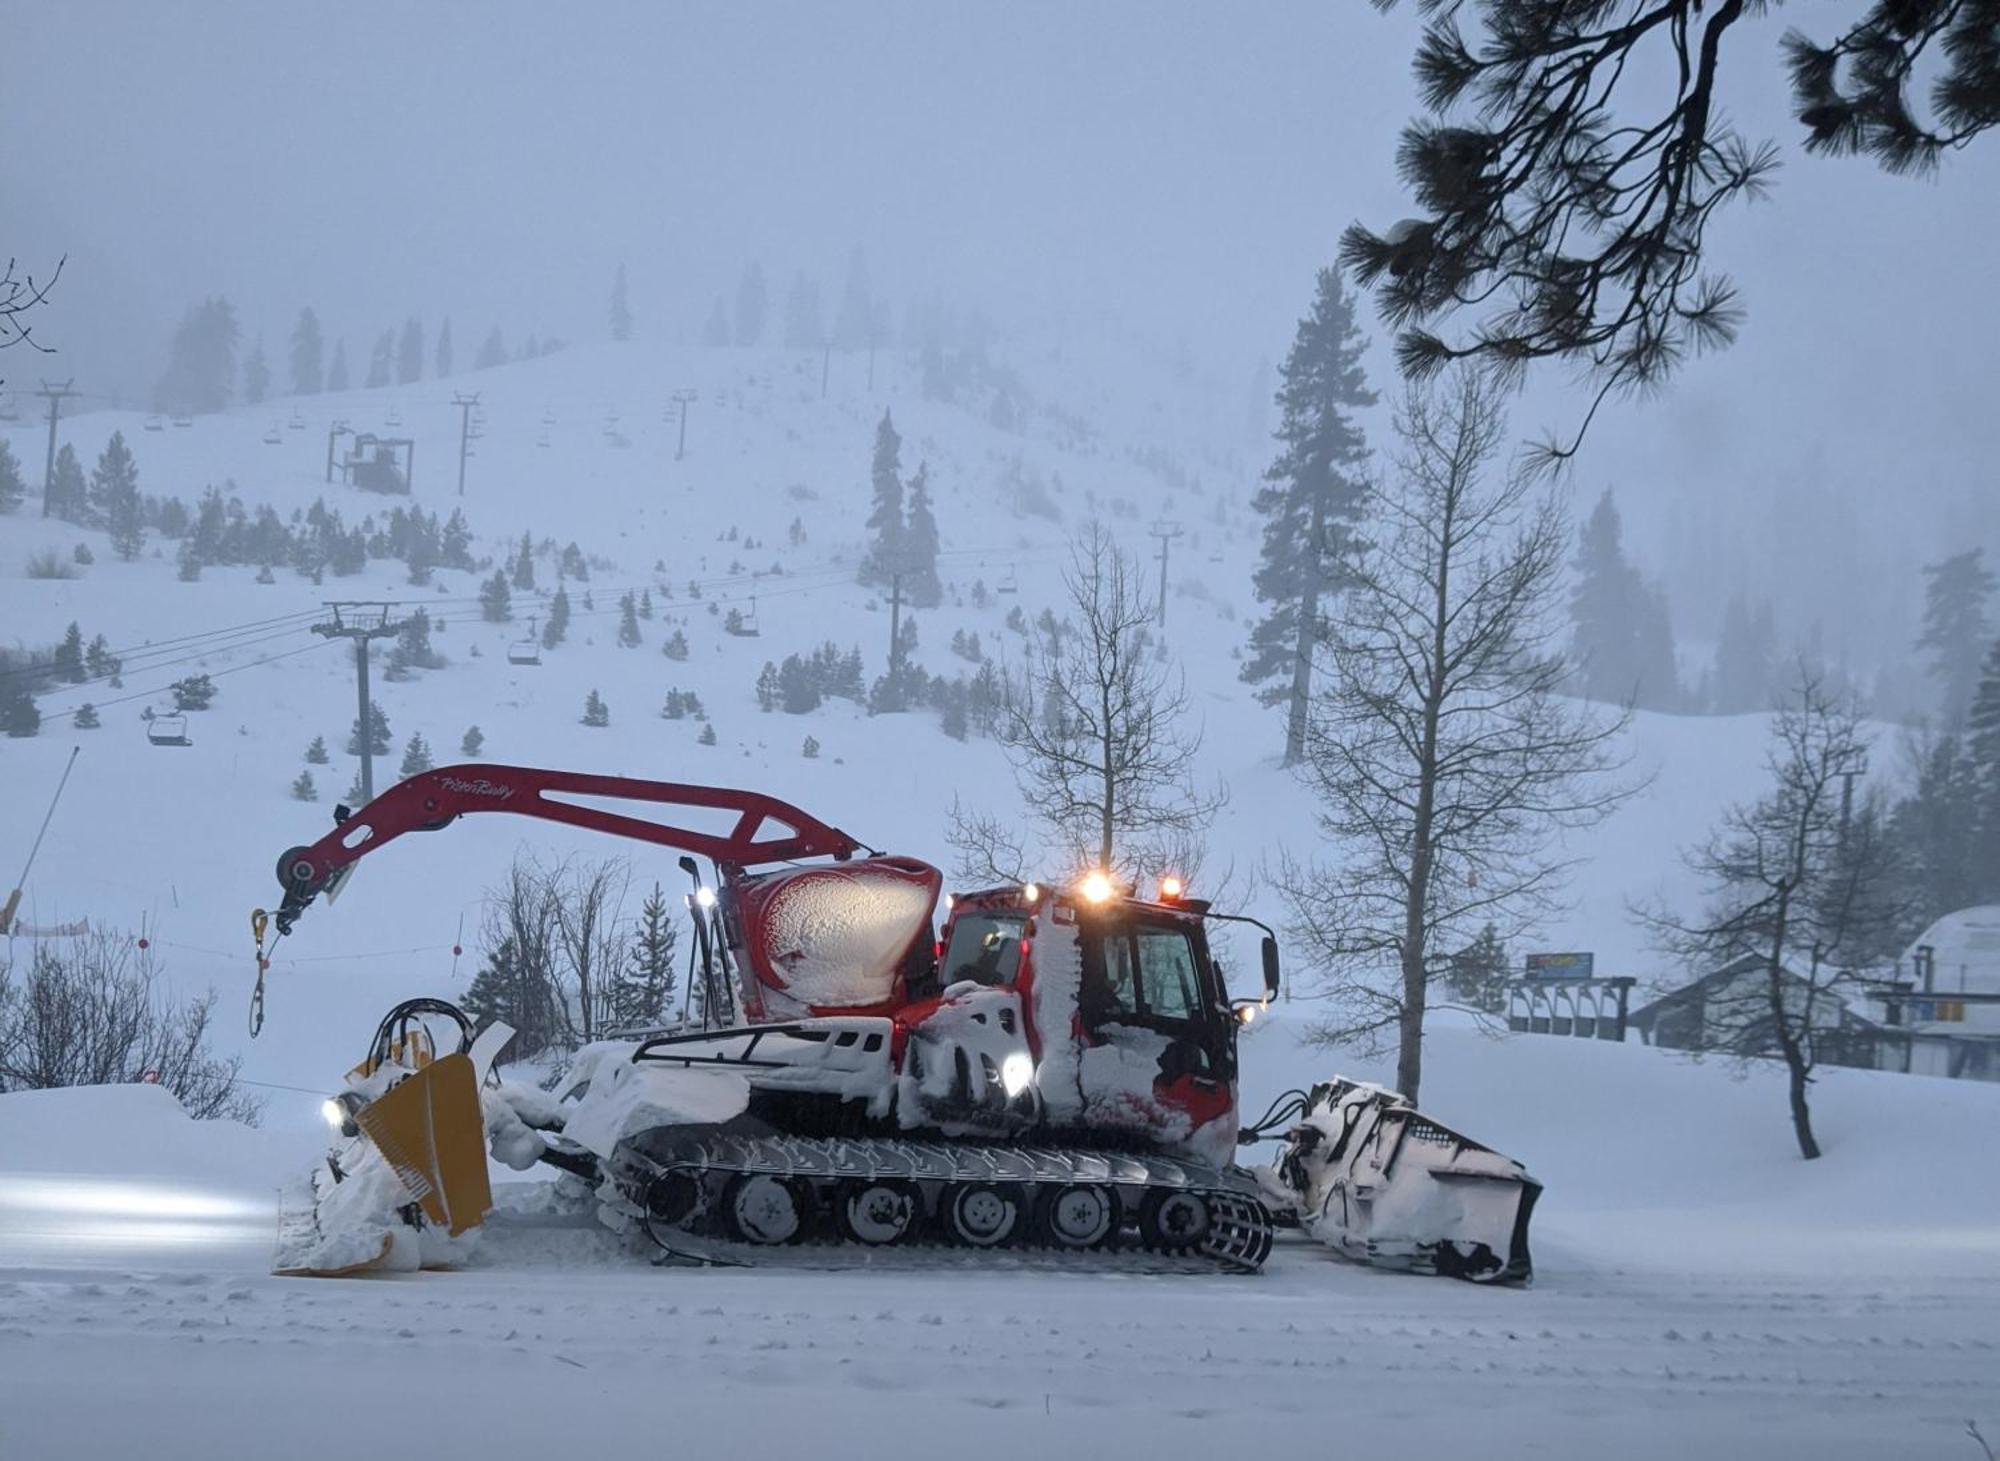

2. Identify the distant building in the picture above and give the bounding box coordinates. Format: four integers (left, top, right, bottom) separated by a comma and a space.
1630, 954, 1879, 1065
1860, 906, 2000, 1083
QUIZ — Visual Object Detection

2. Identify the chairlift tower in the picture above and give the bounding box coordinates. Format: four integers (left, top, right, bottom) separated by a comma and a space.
34, 380, 78, 518
312, 602, 410, 804
453, 393, 481, 496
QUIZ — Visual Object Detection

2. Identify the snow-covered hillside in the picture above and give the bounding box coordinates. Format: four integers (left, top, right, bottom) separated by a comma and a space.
2, 338, 1793, 1125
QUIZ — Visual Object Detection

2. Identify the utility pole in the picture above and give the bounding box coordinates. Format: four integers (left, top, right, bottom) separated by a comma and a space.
886, 572, 904, 709
1837, 749, 1871, 846
1147, 519, 1184, 626
452, 392, 480, 496
312, 602, 408, 804
34, 380, 77, 518
820, 341, 830, 399
324, 420, 352, 483
670, 388, 697, 461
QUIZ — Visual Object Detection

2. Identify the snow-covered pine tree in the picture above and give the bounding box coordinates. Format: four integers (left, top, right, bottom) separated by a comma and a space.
783, 273, 823, 349
52, 623, 85, 683
461, 725, 484, 757
242, 336, 270, 405
291, 769, 317, 801
542, 587, 571, 648
172, 674, 216, 711
0, 438, 26, 513
1242, 267, 1375, 764
435, 317, 454, 378
617, 591, 641, 647
289, 308, 324, 394
698, 721, 717, 746
639, 589, 653, 619
305, 735, 330, 764
903, 461, 942, 608
399, 732, 434, 776
72, 702, 100, 730
479, 571, 513, 622
582, 689, 609, 727
663, 628, 689, 661
735, 262, 768, 346
1712, 596, 1776, 714
511, 532, 535, 590
1568, 489, 1679, 710
859, 410, 905, 588
1969, 639, 2000, 902
89, 432, 144, 559
365, 329, 394, 389
397, 317, 424, 384
347, 700, 391, 755
756, 662, 780, 711
49, 444, 86, 524
84, 635, 120, 681
1916, 549, 1996, 728
475, 328, 507, 370
619, 884, 679, 1029
326, 339, 350, 392
609, 263, 632, 342
802, 735, 820, 759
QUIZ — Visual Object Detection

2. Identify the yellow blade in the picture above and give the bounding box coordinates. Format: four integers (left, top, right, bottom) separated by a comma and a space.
355, 1052, 491, 1236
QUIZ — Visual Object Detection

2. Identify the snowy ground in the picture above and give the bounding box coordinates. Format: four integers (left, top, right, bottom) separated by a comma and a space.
4, 1022, 1997, 1460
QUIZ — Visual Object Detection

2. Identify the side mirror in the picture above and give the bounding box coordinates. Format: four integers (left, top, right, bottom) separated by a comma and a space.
1261, 935, 1281, 1002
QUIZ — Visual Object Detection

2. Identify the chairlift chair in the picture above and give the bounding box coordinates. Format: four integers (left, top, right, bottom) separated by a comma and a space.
170, 412, 193, 428
143, 414, 165, 432
288, 410, 307, 430
146, 713, 192, 747
263, 424, 284, 445
507, 622, 542, 665
998, 564, 1019, 594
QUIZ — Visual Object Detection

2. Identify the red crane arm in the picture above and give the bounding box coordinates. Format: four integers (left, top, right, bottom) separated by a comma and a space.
273, 763, 862, 933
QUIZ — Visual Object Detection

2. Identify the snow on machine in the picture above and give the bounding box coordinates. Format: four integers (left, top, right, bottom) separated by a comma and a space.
259, 763, 1539, 1282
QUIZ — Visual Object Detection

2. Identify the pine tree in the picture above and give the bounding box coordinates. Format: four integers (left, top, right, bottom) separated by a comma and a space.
0, 437, 25, 513
53, 622, 86, 683
461, 724, 484, 757
617, 591, 641, 647
1916, 549, 1996, 727
397, 317, 424, 384
463, 936, 565, 1060
663, 628, 689, 661
609, 263, 632, 341
72, 702, 100, 730
84, 635, 120, 681
305, 734, 330, 764
172, 673, 216, 711
783, 273, 823, 349
1444, 923, 1511, 1012
859, 410, 905, 588
0, 671, 39, 738
542, 587, 570, 649
435, 317, 454, 377
480, 571, 513, 622
703, 297, 732, 346
366, 330, 394, 389
291, 769, 318, 801
1242, 267, 1375, 764
512, 532, 536, 590
92, 432, 144, 559
441, 509, 472, 569
1568, 489, 1679, 710
475, 327, 507, 369
903, 462, 942, 607
290, 308, 324, 394
698, 721, 718, 746
832, 247, 873, 349
582, 689, 609, 727
1712, 596, 1776, 714
619, 884, 679, 1028
347, 700, 391, 755
1968, 639, 2000, 902
638, 589, 654, 619
327, 339, 350, 392
399, 732, 434, 776
49, 444, 86, 523
756, 661, 781, 711
803, 735, 820, 759
735, 262, 768, 345
243, 336, 270, 404
155, 298, 239, 413
779, 655, 822, 713
1889, 730, 1985, 922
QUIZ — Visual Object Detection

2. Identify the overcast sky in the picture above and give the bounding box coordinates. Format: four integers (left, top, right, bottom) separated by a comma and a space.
9, 0, 1998, 662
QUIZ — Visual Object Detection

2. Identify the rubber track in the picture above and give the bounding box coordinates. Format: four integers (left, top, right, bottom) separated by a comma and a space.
615, 1133, 1275, 1273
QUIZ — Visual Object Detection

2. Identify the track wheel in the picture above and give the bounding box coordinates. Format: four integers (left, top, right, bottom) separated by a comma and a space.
725, 1174, 807, 1245
946, 1183, 1022, 1248
644, 1170, 705, 1229
1139, 1189, 1211, 1250
1040, 1183, 1116, 1249
839, 1180, 918, 1246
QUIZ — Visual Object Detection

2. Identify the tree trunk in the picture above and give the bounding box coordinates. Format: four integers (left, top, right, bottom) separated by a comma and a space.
1397, 935, 1427, 1105
1785, 1054, 1821, 1160
1283, 492, 1326, 767
1764, 883, 1821, 1160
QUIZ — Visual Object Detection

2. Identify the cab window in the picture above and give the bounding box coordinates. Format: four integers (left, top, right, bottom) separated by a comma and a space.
1088, 922, 1207, 1026
941, 912, 1025, 988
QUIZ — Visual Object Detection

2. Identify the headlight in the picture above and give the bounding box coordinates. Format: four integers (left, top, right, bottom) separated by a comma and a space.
1000, 1051, 1035, 1098
320, 1097, 345, 1128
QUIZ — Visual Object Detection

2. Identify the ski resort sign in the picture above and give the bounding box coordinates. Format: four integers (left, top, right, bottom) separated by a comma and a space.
1525, 952, 1595, 981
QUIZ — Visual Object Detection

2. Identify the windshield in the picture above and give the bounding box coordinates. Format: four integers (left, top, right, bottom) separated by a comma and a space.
940, 911, 1026, 988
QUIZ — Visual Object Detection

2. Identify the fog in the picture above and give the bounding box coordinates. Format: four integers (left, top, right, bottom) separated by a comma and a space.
9, 0, 2000, 677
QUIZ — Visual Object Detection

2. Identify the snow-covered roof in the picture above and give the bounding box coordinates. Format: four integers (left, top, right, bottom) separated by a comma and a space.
1902, 905, 2000, 997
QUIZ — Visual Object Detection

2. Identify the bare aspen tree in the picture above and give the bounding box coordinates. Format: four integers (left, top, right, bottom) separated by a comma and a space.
950, 523, 1223, 882
1280, 369, 1632, 1105
1644, 667, 1904, 1160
